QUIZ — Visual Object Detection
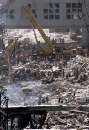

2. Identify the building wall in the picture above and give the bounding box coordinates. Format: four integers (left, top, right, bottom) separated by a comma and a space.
6, 0, 89, 29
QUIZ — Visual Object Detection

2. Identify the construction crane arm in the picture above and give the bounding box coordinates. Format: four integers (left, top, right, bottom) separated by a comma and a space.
23, 5, 54, 50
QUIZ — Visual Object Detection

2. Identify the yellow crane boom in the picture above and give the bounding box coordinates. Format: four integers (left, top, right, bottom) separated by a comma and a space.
23, 5, 55, 54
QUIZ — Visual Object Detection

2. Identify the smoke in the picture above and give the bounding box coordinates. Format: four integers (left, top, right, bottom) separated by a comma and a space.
0, 0, 8, 4
0, 0, 8, 8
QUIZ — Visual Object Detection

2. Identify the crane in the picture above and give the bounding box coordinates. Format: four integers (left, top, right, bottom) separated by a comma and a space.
23, 4, 55, 55
5, 4, 56, 73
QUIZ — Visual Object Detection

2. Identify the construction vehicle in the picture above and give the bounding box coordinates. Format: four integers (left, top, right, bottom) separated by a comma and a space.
5, 4, 56, 64
5, 4, 88, 63
23, 4, 55, 56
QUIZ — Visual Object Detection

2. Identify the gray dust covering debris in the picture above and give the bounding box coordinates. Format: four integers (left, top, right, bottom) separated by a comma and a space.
1, 0, 89, 129
3, 55, 89, 129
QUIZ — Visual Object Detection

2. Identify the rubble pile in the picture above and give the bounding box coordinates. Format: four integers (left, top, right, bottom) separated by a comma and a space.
11, 55, 89, 84
11, 62, 61, 82
42, 79, 76, 105
41, 56, 89, 128
65, 55, 89, 83
42, 83, 89, 128
9, 56, 89, 106
43, 111, 89, 129
3, 55, 89, 129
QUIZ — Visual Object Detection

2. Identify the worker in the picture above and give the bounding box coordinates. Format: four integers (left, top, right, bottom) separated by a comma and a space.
41, 97, 45, 104
45, 96, 49, 103
58, 97, 61, 103
38, 95, 42, 105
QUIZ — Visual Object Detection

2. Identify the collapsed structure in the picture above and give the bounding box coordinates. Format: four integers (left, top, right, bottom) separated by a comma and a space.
0, 0, 89, 129
0, 55, 89, 129
5, 0, 89, 48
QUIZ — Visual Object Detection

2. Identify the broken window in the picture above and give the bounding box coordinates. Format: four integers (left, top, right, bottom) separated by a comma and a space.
55, 3, 60, 8
9, 9, 15, 14
44, 15, 48, 19
66, 14, 72, 19
49, 15, 54, 19
43, 2, 60, 20
9, 9, 15, 19
66, 2, 82, 20
78, 3, 82, 8
32, 9, 36, 14
32, 9, 37, 18
72, 3, 77, 8
49, 9, 53, 13
66, 3, 71, 8
43, 9, 48, 13
78, 8, 82, 12
55, 15, 60, 19
49, 3, 53, 8
55, 9, 60, 13
66, 8, 71, 13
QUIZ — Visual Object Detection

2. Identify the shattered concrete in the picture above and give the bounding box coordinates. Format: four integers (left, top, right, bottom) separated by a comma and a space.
42, 55, 89, 129
4, 55, 89, 129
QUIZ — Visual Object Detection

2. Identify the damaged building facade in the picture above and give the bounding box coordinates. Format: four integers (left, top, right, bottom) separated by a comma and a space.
5, 0, 89, 48
1, 0, 89, 129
